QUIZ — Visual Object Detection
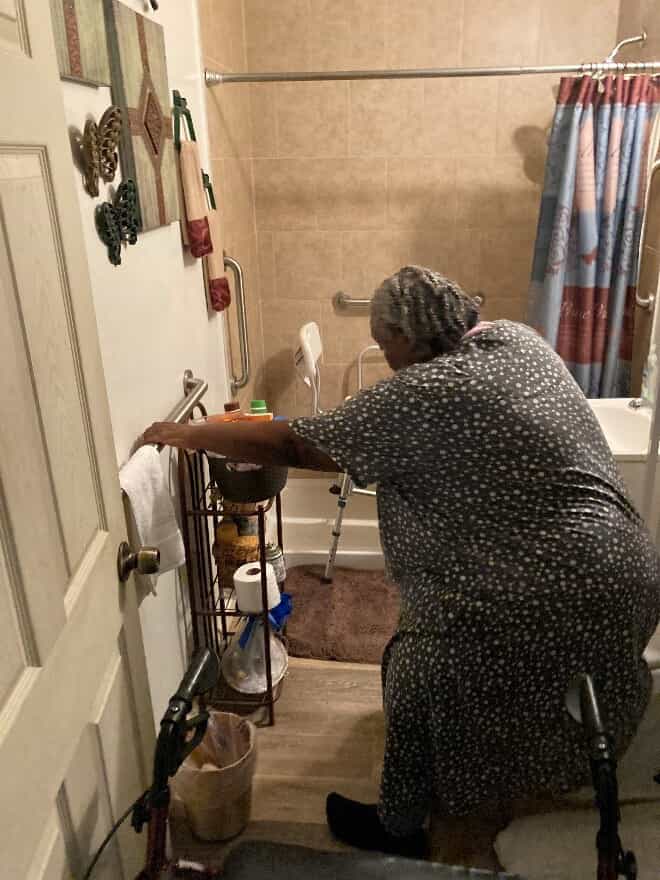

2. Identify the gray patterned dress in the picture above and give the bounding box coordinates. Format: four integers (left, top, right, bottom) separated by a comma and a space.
290, 321, 660, 835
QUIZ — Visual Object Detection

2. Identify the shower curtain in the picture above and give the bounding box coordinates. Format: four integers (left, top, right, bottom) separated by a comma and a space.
528, 75, 660, 398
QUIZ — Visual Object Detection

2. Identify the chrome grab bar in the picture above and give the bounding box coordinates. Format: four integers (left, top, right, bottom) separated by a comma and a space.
133, 370, 208, 455
334, 290, 484, 310
636, 158, 660, 310
224, 254, 250, 393
357, 344, 382, 392
333, 291, 371, 310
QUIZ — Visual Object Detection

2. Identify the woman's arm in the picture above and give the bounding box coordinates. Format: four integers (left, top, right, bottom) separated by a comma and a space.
142, 419, 339, 472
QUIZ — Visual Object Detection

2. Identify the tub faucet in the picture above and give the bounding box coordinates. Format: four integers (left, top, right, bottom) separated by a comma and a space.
629, 398, 650, 409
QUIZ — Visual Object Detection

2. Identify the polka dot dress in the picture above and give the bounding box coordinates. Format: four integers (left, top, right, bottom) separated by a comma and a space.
290, 321, 660, 835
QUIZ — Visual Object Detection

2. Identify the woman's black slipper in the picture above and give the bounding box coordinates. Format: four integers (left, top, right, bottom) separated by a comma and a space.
325, 792, 429, 860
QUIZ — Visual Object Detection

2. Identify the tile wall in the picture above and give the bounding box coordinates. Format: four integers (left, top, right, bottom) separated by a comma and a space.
201, 1, 624, 414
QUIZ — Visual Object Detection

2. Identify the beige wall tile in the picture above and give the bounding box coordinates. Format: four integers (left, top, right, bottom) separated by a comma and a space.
445, 229, 483, 297
198, 0, 246, 71
479, 228, 536, 307
309, 0, 387, 71
205, 80, 252, 159
244, 0, 309, 71
316, 159, 388, 230
388, 158, 457, 228
320, 302, 373, 365
386, 0, 463, 69
253, 159, 320, 230
262, 361, 299, 418
617, 1, 660, 59
388, 227, 457, 276
496, 75, 556, 159
214, 158, 256, 245
349, 81, 425, 158
456, 156, 542, 230
424, 78, 498, 157
318, 363, 353, 410
617, 0, 642, 40
341, 230, 399, 297
274, 230, 343, 301
250, 84, 278, 158
261, 298, 323, 360
484, 297, 528, 323
462, 0, 541, 66
538, 0, 620, 65
277, 83, 349, 158
256, 231, 276, 298
341, 229, 483, 305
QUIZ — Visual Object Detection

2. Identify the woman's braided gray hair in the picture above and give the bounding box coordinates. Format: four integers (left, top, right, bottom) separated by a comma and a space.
370, 265, 480, 360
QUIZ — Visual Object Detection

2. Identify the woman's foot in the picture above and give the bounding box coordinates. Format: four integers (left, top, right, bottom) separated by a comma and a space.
325, 792, 428, 860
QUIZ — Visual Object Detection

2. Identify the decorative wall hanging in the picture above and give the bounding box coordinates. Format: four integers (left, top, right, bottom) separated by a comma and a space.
81, 105, 123, 197
103, 0, 178, 232
203, 174, 231, 312
96, 179, 139, 266
172, 90, 230, 311
173, 91, 212, 257
49, 0, 111, 86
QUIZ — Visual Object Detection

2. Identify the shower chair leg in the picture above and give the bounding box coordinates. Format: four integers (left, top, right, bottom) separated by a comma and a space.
323, 471, 353, 583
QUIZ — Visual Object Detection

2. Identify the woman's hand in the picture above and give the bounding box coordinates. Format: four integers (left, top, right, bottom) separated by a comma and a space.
141, 422, 194, 449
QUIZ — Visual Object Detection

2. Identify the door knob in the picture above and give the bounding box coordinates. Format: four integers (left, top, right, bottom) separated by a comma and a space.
117, 542, 161, 582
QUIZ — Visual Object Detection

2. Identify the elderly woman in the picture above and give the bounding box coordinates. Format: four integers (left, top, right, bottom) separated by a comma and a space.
145, 266, 660, 863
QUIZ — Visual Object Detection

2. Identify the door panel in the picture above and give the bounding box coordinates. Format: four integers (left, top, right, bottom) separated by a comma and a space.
27, 813, 69, 880
0, 0, 29, 56
0, 2, 155, 875
0, 150, 104, 576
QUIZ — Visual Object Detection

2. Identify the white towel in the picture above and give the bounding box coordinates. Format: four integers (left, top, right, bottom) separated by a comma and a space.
119, 446, 186, 589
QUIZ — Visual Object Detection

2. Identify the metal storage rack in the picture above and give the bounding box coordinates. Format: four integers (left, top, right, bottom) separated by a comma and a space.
178, 444, 284, 726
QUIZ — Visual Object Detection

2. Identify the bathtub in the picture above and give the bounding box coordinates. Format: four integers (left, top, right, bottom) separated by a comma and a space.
282, 398, 659, 569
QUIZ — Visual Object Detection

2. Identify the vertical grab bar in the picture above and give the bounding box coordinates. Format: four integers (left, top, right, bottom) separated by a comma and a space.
224, 254, 250, 393
636, 158, 660, 310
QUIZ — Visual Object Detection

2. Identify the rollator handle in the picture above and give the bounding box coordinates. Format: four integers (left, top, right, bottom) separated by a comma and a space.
173, 647, 220, 704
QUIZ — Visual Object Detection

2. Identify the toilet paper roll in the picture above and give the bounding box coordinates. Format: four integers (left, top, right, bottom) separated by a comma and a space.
233, 562, 280, 614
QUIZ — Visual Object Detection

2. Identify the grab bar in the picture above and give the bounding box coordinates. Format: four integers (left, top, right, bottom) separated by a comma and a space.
334, 290, 484, 310
357, 344, 382, 391
636, 158, 660, 310
155, 370, 208, 451
130, 370, 208, 458
224, 254, 250, 393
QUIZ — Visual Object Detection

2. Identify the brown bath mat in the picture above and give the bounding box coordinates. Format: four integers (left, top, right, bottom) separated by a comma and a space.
284, 566, 399, 665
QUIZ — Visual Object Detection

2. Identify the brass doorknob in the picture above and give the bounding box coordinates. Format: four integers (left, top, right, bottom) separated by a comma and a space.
117, 542, 161, 582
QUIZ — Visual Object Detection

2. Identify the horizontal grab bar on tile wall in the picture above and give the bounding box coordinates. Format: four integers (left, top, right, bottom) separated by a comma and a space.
224, 254, 250, 394
333, 291, 485, 311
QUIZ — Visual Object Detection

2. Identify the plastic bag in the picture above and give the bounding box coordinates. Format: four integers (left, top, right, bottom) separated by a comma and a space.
171, 712, 257, 841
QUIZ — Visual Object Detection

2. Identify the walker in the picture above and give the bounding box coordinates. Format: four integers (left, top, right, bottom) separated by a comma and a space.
82, 650, 637, 879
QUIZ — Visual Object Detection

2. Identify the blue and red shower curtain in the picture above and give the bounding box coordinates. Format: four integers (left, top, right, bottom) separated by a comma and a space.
528, 75, 660, 398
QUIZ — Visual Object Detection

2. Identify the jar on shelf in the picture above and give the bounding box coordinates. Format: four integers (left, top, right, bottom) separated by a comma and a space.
265, 543, 286, 585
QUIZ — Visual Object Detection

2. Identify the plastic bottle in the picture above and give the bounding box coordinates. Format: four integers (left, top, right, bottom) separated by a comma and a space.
241, 399, 273, 422
192, 400, 242, 425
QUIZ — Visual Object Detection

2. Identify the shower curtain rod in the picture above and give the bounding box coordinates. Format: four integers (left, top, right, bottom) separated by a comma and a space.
205, 60, 660, 86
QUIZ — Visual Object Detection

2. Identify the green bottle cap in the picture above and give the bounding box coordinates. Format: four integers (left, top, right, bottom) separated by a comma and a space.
250, 399, 268, 413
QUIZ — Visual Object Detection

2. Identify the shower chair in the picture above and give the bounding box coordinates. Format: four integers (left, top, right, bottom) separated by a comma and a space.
295, 322, 379, 582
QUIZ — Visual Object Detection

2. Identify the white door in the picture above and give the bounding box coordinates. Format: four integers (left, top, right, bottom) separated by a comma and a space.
0, 3, 156, 877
